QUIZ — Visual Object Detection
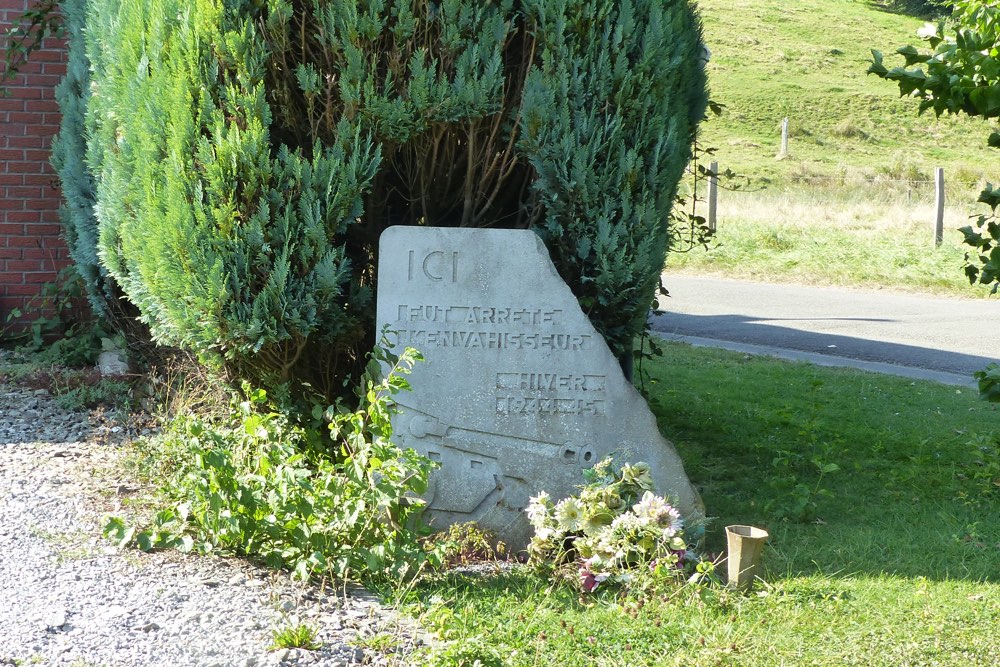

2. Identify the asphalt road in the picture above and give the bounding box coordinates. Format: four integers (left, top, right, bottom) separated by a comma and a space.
650, 275, 1000, 386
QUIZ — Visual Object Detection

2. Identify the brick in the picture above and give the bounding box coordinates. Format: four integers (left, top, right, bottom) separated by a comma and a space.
0, 223, 25, 233
0, 149, 26, 161
0, 272, 25, 283
25, 223, 60, 236
0, 199, 25, 211
7, 111, 36, 124
22, 175, 57, 187
24, 100, 59, 113
13, 87, 43, 99
27, 75, 63, 87
6, 186, 42, 198
41, 62, 67, 77
25, 124, 56, 135
8, 60, 41, 75
6, 236, 42, 248
0, 175, 24, 186
0, 249, 22, 259
3, 212, 41, 223
3, 284, 42, 296
5, 136, 43, 149
24, 271, 57, 283
31, 48, 65, 62
0, 298, 29, 314
0, 99, 25, 112
6, 162, 47, 173
25, 199, 59, 210
5, 259, 51, 271
40, 238, 67, 251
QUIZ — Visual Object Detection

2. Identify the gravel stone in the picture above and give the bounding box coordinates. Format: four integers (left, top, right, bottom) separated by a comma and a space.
0, 359, 422, 667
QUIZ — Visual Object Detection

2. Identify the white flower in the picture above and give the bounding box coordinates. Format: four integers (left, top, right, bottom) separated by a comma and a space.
632, 491, 668, 520
534, 526, 556, 542
554, 497, 584, 532
525, 491, 554, 529
609, 511, 643, 538
581, 509, 613, 536
658, 504, 683, 537
633, 491, 682, 536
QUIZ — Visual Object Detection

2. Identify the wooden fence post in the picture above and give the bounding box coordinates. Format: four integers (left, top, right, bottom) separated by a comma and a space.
708, 161, 719, 233
934, 167, 945, 248
780, 117, 789, 157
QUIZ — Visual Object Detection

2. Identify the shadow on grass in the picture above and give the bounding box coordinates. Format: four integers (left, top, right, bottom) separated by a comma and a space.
863, 0, 951, 20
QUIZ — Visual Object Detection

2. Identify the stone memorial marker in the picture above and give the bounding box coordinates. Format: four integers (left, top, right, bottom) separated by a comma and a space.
377, 226, 703, 547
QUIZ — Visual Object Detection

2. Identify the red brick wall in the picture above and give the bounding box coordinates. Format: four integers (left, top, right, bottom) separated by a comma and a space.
0, 0, 67, 326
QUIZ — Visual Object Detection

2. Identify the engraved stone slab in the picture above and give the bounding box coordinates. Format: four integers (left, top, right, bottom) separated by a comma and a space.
377, 226, 703, 547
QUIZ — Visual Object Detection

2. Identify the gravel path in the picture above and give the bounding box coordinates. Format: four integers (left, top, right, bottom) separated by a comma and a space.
0, 373, 420, 667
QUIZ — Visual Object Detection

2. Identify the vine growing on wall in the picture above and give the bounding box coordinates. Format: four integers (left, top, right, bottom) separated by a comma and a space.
1, 0, 62, 86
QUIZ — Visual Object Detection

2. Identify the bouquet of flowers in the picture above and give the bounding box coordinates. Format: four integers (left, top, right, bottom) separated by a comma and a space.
526, 458, 690, 592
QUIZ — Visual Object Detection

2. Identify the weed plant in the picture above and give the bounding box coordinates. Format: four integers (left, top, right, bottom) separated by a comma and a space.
0, 359, 135, 412
105, 346, 438, 584
270, 623, 321, 651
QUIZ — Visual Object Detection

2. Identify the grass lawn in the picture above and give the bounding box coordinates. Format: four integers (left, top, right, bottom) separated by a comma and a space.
397, 343, 1000, 666
698, 0, 1000, 186
667, 0, 1000, 297
665, 185, 991, 297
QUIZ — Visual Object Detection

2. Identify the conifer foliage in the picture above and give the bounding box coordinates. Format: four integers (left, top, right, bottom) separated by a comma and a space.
72, 0, 706, 397
51, 0, 143, 337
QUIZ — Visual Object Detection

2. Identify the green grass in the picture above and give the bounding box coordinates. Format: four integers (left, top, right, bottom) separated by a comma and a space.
399, 343, 1000, 666
668, 0, 1000, 296
698, 0, 1000, 186
666, 186, 988, 296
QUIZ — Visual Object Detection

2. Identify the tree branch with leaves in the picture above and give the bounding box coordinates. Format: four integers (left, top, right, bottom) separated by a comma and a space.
869, 0, 1000, 400
1, 0, 63, 86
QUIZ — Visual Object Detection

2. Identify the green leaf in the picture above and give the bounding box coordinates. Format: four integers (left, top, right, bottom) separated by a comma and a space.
102, 516, 125, 539
896, 45, 923, 67
136, 531, 155, 552
868, 50, 888, 77
974, 364, 1000, 403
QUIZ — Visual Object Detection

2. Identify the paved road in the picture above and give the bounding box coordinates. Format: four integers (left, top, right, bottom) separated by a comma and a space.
650, 275, 1000, 386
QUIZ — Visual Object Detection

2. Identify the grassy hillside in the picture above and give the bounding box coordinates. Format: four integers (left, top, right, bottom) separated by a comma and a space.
698, 0, 999, 191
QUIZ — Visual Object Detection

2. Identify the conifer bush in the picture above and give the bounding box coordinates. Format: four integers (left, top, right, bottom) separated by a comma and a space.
52, 0, 143, 338
79, 0, 706, 398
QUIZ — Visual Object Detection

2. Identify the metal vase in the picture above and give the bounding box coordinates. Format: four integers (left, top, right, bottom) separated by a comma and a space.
725, 525, 769, 592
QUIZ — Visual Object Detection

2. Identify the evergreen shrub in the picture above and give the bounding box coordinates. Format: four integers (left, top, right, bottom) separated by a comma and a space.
52, 0, 146, 342
81, 0, 707, 398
